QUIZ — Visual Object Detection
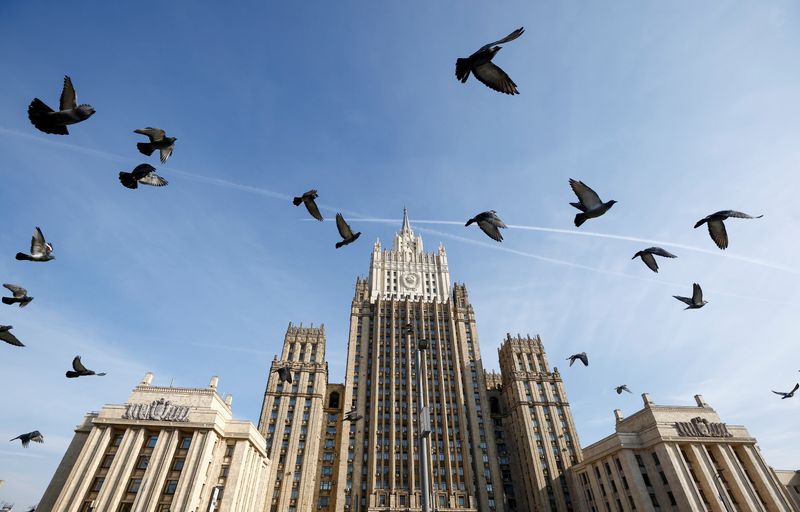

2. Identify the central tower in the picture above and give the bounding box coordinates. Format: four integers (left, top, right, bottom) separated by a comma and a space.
335, 211, 504, 512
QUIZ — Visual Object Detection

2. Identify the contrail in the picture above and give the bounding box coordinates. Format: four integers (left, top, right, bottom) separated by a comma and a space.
331, 217, 796, 275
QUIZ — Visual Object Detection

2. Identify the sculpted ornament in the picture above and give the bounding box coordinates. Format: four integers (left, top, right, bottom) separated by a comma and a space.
675, 417, 732, 438
123, 398, 191, 422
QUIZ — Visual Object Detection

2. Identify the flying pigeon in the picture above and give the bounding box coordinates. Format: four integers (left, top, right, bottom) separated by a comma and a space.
0, 325, 24, 347
134, 128, 177, 164
694, 210, 763, 250
632, 247, 677, 273
27, 76, 95, 135
2, 284, 33, 307
335, 213, 361, 249
9, 430, 43, 448
569, 179, 617, 227
614, 385, 632, 395
566, 352, 589, 367
465, 211, 507, 242
15, 227, 55, 262
293, 190, 323, 221
456, 27, 525, 95
65, 356, 107, 378
343, 410, 363, 422
772, 383, 799, 400
673, 283, 708, 310
273, 365, 292, 384
118, 163, 168, 189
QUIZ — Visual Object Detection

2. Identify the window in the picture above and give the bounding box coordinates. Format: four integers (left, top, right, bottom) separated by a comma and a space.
127, 478, 142, 493
113, 433, 124, 446
220, 465, 230, 477
137, 456, 150, 470
173, 458, 185, 471
180, 436, 192, 449
101, 454, 115, 468
319, 496, 330, 507
92, 477, 105, 492
329, 392, 340, 409
146, 435, 158, 448
165, 480, 178, 495
225, 445, 235, 457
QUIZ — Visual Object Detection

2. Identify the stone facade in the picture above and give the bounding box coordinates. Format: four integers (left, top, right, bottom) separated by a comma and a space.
571, 394, 799, 512
38, 373, 269, 512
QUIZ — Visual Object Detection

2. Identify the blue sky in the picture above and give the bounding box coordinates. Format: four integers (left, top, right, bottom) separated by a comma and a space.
2, 1, 799, 506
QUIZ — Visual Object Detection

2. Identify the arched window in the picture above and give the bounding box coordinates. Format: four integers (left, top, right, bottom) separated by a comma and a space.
329, 391, 340, 409
489, 396, 500, 415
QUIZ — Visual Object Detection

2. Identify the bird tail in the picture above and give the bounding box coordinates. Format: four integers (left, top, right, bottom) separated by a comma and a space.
455, 58, 471, 83
28, 98, 68, 135
2, 297, 16, 305
574, 214, 588, 227
15, 253, 32, 261
65, 371, 80, 378
137, 142, 155, 156
335, 240, 346, 249
118, 172, 138, 189
9, 435, 21, 442
292, 196, 303, 206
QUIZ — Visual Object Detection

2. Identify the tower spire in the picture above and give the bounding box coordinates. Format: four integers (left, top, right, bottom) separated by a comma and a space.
401, 206, 412, 234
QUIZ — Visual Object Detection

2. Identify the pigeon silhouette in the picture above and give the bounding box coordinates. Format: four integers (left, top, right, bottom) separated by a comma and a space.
694, 210, 763, 250
27, 76, 95, 135
9, 430, 43, 448
119, 163, 168, 189
456, 27, 524, 95
673, 283, 708, 310
273, 365, 292, 384
566, 352, 589, 367
134, 128, 177, 164
293, 190, 323, 221
65, 356, 107, 378
772, 383, 799, 400
335, 213, 361, 249
569, 179, 617, 227
2, 284, 33, 307
632, 247, 677, 273
0, 325, 24, 347
16, 227, 55, 262
615, 385, 632, 395
343, 410, 363, 422
465, 211, 507, 242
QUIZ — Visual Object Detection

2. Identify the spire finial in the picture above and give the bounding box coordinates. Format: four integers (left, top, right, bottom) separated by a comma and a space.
401, 207, 412, 234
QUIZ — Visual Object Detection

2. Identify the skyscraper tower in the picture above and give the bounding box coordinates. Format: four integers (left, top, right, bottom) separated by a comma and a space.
333, 210, 505, 511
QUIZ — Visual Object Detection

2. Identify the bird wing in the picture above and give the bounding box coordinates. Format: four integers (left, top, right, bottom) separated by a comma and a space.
489, 212, 508, 228
59, 76, 77, 111
29, 431, 44, 444
336, 213, 354, 239
72, 356, 89, 373
578, 353, 588, 366
692, 283, 703, 304
0, 330, 23, 346
159, 145, 173, 164
305, 197, 323, 221
719, 210, 763, 220
480, 27, 525, 51
707, 220, 728, 249
772, 390, 786, 396
792, 383, 800, 394
31, 227, 48, 256
569, 179, 602, 210
131, 163, 157, 179
138, 172, 168, 187
673, 295, 693, 306
477, 220, 504, 242
648, 247, 677, 258
641, 253, 659, 273
472, 62, 519, 95
567, 357, 575, 367
3, 283, 27, 298
134, 127, 165, 142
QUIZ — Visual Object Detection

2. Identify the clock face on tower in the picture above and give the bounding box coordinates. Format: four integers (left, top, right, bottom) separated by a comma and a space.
401, 272, 421, 292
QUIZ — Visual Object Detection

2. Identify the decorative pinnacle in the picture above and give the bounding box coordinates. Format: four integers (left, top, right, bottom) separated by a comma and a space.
401, 207, 412, 234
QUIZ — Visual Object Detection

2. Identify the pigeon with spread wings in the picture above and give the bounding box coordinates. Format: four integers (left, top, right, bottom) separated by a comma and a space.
632, 247, 677, 273
273, 365, 292, 384
66, 356, 107, 378
134, 127, 177, 164
694, 210, 762, 250
614, 385, 632, 395
27, 76, 95, 135
456, 27, 524, 95
335, 213, 361, 249
119, 163, 168, 189
293, 190, 323, 221
673, 283, 708, 310
465, 211, 507, 242
2, 284, 33, 307
10, 430, 43, 448
772, 383, 799, 399
15, 227, 54, 262
566, 352, 589, 367
569, 179, 617, 227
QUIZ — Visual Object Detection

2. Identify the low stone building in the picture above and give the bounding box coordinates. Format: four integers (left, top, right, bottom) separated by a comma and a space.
571, 393, 798, 512
38, 373, 269, 512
